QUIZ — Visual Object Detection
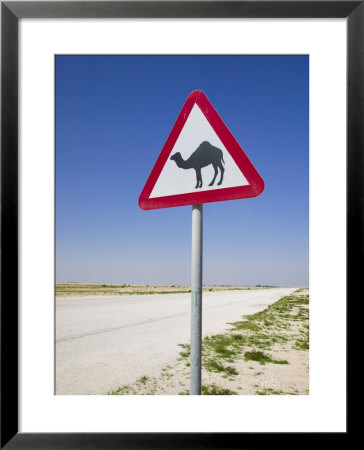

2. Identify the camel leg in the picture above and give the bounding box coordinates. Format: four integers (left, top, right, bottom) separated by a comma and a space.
217, 163, 225, 185
209, 165, 218, 186
195, 168, 202, 189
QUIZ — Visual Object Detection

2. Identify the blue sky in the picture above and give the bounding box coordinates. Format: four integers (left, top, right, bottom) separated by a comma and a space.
56, 55, 308, 286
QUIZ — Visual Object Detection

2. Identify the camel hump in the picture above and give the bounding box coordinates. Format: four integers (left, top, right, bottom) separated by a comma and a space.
202, 141, 224, 159
196, 141, 222, 154
187, 141, 224, 169
195, 141, 211, 151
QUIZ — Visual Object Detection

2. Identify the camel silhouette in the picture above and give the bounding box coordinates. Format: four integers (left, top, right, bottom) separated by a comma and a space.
170, 141, 225, 189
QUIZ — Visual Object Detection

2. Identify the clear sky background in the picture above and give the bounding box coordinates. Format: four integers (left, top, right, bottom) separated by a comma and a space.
56, 55, 308, 287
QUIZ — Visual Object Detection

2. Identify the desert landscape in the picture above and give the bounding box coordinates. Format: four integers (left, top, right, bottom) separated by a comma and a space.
56, 286, 308, 395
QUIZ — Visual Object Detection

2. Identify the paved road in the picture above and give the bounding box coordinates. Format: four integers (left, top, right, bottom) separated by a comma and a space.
56, 287, 296, 394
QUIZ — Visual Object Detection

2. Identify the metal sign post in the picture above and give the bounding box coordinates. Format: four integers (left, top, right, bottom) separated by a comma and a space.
139, 90, 264, 396
190, 204, 203, 395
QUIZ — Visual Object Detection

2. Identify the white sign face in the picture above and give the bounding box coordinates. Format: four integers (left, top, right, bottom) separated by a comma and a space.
139, 90, 264, 210
149, 104, 249, 198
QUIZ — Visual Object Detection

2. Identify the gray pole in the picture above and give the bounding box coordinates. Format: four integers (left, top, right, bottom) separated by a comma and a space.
190, 204, 203, 395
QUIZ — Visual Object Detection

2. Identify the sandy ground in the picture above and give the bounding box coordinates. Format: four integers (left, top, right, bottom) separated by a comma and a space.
113, 349, 309, 396
56, 287, 297, 394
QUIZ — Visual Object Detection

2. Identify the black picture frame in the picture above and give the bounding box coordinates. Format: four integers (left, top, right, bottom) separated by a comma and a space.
1, 1, 355, 448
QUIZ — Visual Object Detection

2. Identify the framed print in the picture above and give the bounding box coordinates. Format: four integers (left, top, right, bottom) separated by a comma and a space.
1, 0, 356, 447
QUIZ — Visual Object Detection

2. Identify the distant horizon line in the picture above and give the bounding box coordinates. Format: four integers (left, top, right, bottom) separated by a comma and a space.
56, 281, 305, 288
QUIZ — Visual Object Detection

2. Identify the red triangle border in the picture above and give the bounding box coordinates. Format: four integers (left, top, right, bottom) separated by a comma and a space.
139, 90, 264, 210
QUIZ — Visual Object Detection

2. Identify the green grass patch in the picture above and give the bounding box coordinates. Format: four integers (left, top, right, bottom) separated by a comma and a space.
230, 321, 261, 332
204, 359, 238, 376
201, 384, 237, 395
137, 376, 149, 384
244, 350, 289, 365
255, 388, 285, 395
202, 334, 241, 360
178, 343, 190, 358
109, 385, 133, 395
294, 338, 309, 350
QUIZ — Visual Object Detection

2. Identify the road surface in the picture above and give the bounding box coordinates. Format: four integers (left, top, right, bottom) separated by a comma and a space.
56, 287, 296, 394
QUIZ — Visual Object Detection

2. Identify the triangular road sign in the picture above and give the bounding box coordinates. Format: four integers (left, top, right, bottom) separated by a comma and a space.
139, 90, 264, 210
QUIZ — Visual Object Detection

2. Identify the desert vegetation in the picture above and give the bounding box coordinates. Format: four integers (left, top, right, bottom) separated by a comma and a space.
109, 288, 309, 395
56, 283, 267, 297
